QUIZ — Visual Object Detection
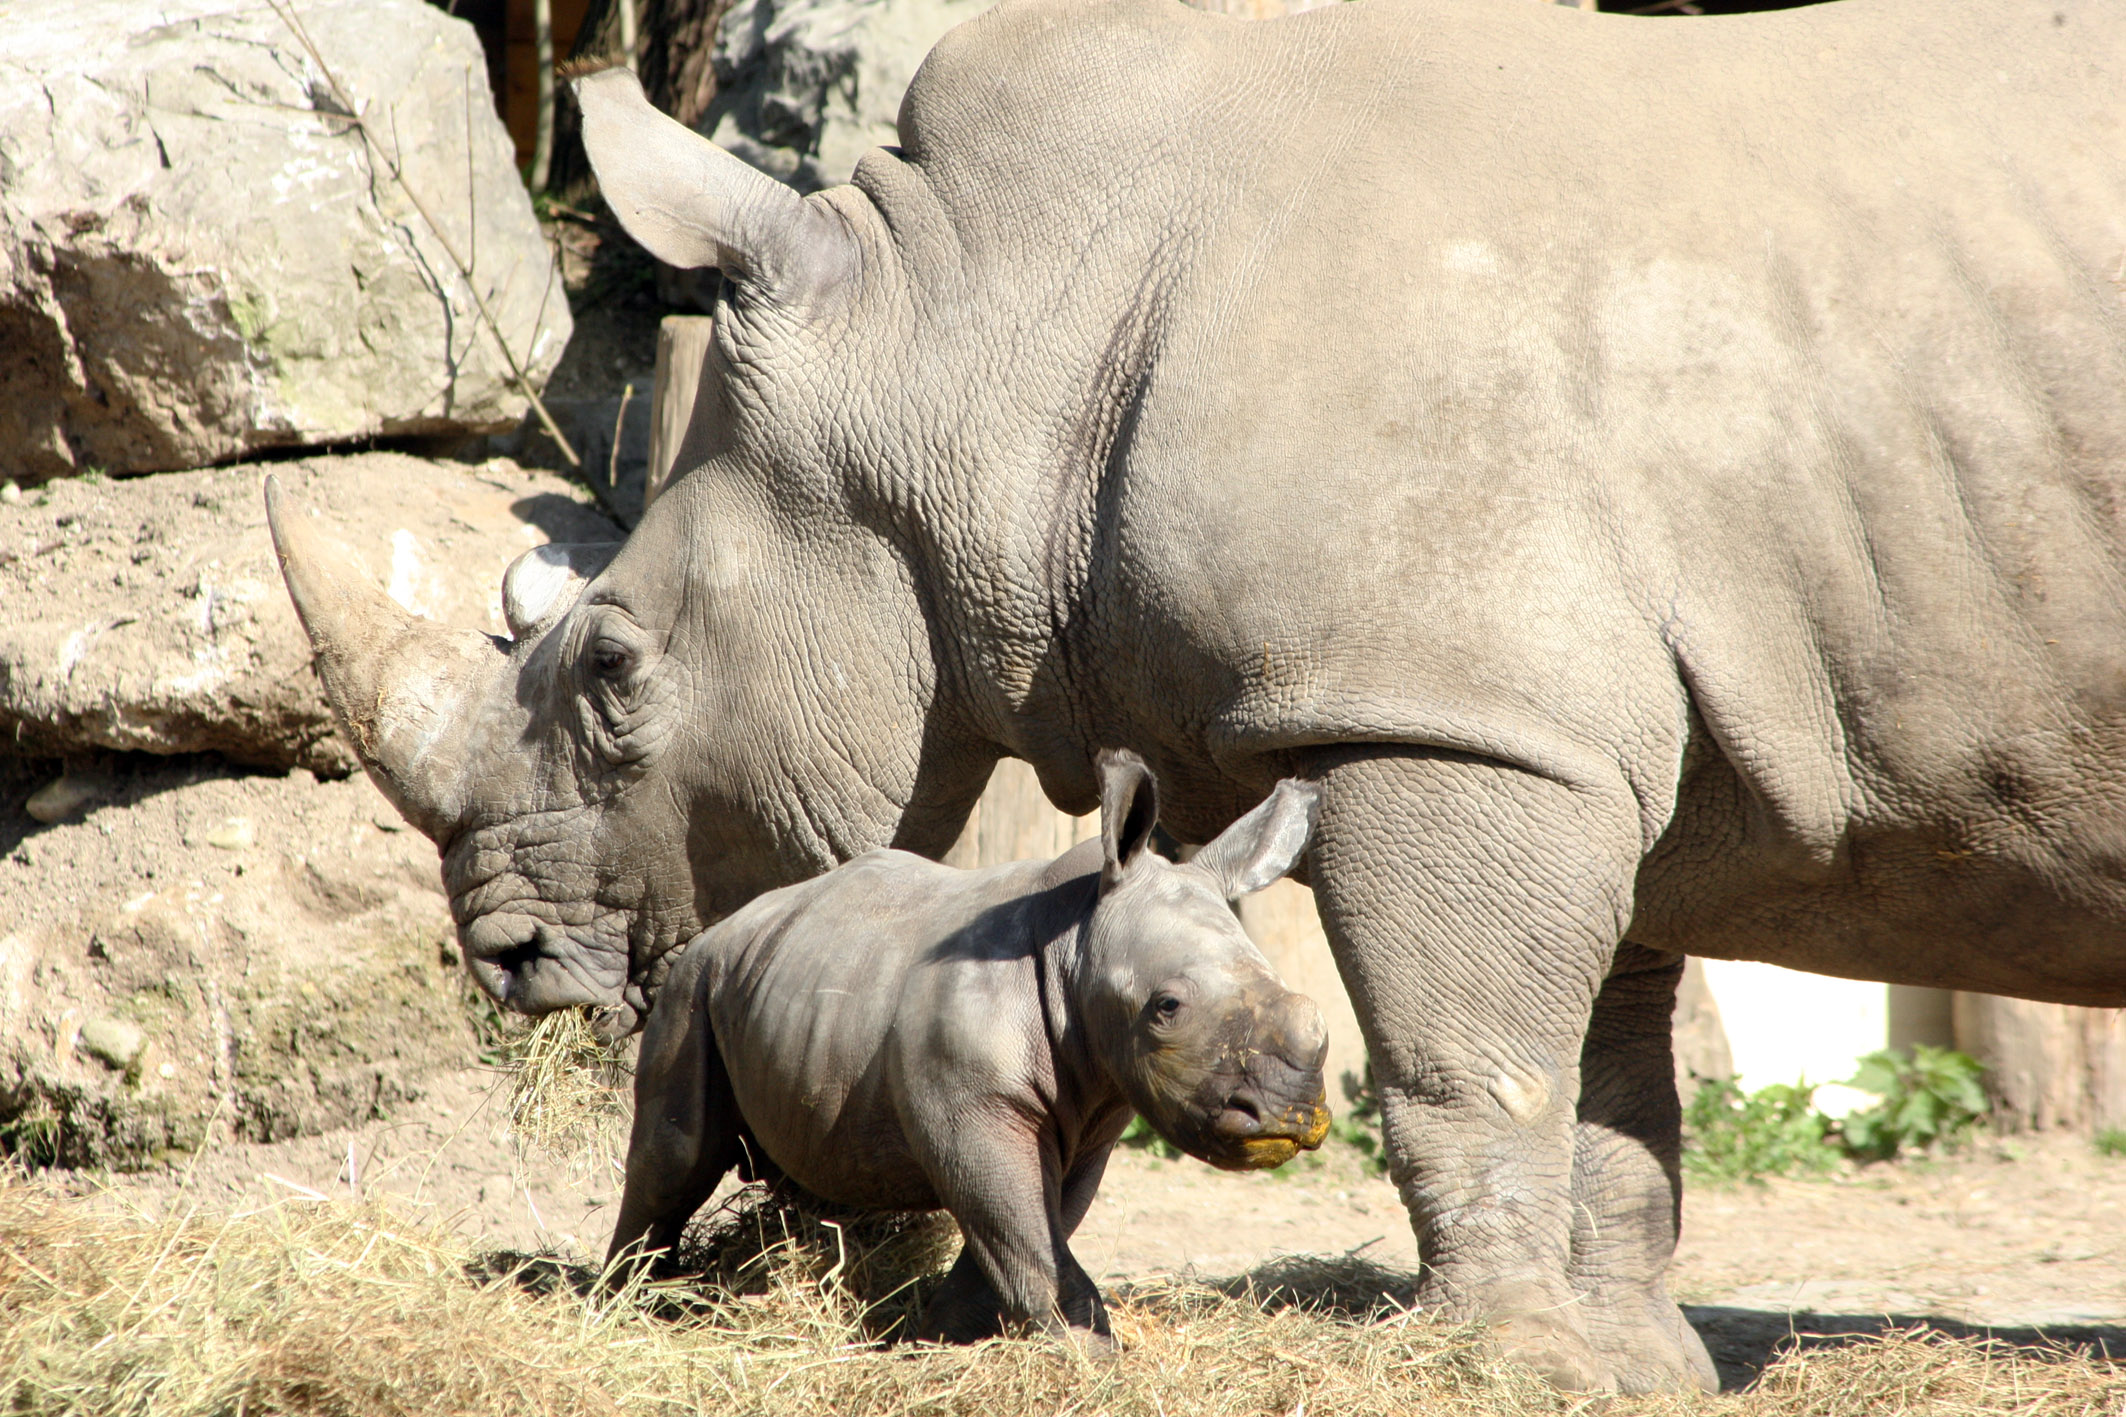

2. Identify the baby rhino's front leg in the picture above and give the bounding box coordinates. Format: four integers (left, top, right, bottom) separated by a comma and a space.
913, 1123, 1111, 1348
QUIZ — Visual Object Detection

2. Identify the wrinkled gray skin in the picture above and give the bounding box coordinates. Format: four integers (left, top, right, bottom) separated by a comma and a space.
265, 0, 2126, 1392
605, 755, 1330, 1343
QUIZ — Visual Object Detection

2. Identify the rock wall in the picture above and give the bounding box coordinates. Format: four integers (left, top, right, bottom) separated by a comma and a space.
0, 452, 620, 1169
0, 757, 473, 1169
0, 454, 619, 775
0, 0, 571, 482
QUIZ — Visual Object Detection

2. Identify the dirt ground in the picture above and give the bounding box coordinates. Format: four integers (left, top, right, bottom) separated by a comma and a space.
64, 1062, 2126, 1391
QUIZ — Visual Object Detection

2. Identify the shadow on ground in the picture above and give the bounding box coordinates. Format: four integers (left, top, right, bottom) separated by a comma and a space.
1686, 1305, 2126, 1390
1217, 1254, 2126, 1391
463, 1242, 2126, 1392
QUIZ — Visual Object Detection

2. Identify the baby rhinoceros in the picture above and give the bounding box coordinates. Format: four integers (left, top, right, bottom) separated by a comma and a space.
606, 750, 1331, 1345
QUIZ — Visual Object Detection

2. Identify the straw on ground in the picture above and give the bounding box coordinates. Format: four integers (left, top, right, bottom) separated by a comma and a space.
4, 1166, 2122, 1417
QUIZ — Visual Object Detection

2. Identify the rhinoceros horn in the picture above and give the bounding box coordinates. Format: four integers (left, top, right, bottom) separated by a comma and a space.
572, 65, 857, 297
264, 476, 504, 836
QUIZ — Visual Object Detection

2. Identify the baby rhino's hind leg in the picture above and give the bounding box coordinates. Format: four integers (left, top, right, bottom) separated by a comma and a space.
605, 946, 746, 1284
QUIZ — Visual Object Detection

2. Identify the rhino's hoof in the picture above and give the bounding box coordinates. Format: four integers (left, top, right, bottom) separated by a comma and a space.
1487, 1309, 1616, 1394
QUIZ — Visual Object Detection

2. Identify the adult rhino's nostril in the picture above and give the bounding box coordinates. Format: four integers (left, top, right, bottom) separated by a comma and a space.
465, 941, 543, 1008
462, 912, 538, 961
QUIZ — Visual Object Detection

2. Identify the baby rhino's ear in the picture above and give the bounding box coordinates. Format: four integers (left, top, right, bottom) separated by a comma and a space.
1097, 748, 1160, 891
1194, 778, 1320, 901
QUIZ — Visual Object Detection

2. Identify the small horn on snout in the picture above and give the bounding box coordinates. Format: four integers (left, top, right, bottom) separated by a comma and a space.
502, 542, 621, 641
264, 476, 504, 835
573, 65, 857, 298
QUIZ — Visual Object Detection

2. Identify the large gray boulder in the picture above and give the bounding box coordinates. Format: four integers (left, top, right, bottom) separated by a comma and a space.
0, 757, 474, 1169
0, 0, 571, 483
701, 0, 1336, 195
704, 0, 996, 194
0, 454, 620, 775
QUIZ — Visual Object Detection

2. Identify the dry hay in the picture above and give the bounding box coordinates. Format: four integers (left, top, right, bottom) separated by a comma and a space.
3, 1166, 2123, 1417
496, 1006, 633, 1170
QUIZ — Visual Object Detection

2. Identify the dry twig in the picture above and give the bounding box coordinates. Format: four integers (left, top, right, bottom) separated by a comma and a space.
265, 0, 581, 468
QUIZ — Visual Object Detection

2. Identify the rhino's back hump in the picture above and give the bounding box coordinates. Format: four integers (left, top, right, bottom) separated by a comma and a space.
896, 0, 2126, 787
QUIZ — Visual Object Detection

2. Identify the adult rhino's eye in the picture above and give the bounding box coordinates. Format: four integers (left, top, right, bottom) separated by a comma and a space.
589, 641, 635, 680
1152, 993, 1184, 1024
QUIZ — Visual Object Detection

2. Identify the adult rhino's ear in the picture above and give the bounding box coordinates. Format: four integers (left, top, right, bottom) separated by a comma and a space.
501, 542, 622, 641
572, 65, 857, 302
1097, 748, 1160, 892
1194, 779, 1321, 902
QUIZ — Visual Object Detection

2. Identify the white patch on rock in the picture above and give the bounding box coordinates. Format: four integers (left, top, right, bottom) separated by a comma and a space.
388, 528, 446, 618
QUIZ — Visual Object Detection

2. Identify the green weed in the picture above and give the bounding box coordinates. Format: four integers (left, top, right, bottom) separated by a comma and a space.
1118, 1113, 1181, 1161
0, 1102, 64, 1169
2094, 1127, 2126, 1159
1330, 1064, 1388, 1175
1837, 1045, 1989, 1162
1682, 1075, 1841, 1184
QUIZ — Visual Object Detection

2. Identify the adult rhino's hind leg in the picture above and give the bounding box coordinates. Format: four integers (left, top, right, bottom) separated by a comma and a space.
1568, 945, 1719, 1393
1305, 747, 1661, 1393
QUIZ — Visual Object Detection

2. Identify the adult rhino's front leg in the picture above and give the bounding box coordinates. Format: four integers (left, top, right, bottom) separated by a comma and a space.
1307, 747, 1707, 1394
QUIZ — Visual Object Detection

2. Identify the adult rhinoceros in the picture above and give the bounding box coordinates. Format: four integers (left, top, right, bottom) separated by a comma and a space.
265, 0, 2126, 1391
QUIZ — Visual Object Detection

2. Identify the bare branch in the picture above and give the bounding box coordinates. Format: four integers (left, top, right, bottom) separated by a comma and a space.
266, 0, 581, 467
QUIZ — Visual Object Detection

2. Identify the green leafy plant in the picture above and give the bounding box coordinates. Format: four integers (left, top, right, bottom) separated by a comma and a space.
1836, 1046, 1989, 1161
1330, 1065, 1388, 1175
0, 1102, 64, 1168
1118, 1113, 1181, 1161
1682, 1075, 1841, 1184
2094, 1127, 2126, 1159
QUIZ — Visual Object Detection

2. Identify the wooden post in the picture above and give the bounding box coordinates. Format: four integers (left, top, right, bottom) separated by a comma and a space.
1954, 993, 2126, 1133
530, 0, 556, 191
645, 315, 716, 508
941, 759, 1095, 869
1673, 957, 1733, 1098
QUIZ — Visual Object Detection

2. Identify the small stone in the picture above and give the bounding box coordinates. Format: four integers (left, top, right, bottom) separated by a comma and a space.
78, 1017, 145, 1071
157, 1062, 178, 1080
25, 774, 102, 824
205, 816, 255, 850
0, 481, 20, 504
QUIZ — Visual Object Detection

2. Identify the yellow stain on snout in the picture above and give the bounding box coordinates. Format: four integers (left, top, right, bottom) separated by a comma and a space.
1237, 1136, 1302, 1168
1297, 1105, 1331, 1151
1234, 1104, 1332, 1170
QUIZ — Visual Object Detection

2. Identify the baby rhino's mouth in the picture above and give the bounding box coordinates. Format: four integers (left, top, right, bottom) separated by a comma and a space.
1192, 1074, 1332, 1172
1230, 1103, 1333, 1169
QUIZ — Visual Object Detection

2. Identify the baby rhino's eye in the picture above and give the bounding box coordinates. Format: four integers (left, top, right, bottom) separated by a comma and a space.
1152, 993, 1184, 1023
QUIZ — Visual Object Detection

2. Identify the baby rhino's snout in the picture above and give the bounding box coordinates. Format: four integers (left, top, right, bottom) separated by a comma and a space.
1209, 988, 1333, 1170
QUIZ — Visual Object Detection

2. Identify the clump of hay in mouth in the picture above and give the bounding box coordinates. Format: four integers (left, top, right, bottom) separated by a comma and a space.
497, 1006, 634, 1166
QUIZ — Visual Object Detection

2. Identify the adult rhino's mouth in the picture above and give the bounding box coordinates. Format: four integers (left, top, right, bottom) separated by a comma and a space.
462, 913, 630, 1012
